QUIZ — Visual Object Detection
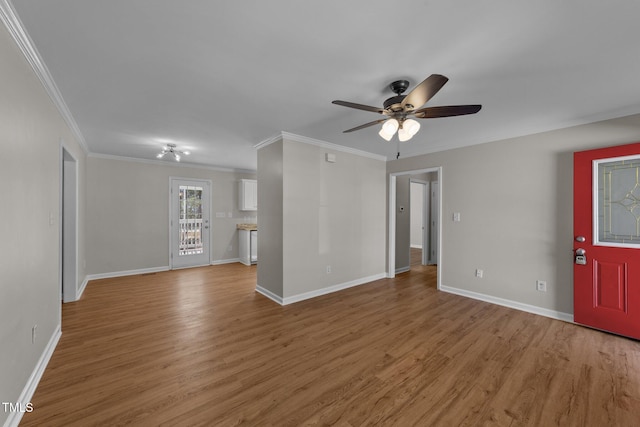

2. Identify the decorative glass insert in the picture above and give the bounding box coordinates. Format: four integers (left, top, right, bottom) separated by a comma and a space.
179, 185, 204, 255
597, 157, 640, 245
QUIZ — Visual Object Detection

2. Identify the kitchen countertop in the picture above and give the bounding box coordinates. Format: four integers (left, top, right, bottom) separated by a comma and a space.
237, 223, 257, 231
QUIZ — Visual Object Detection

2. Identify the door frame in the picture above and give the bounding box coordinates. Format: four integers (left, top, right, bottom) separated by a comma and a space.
169, 177, 212, 269
429, 180, 439, 265
388, 167, 442, 290
60, 144, 78, 303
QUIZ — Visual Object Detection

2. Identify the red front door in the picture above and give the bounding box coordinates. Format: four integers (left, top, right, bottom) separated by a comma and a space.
574, 142, 640, 340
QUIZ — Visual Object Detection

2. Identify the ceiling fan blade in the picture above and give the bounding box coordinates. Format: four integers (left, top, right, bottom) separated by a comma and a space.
413, 104, 482, 118
400, 74, 449, 110
332, 100, 384, 114
343, 119, 386, 133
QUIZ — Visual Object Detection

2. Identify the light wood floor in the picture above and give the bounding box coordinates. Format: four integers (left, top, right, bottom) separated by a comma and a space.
410, 247, 428, 269
21, 261, 640, 426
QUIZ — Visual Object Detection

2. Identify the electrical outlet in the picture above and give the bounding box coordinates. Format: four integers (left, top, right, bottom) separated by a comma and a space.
475, 269, 483, 278
536, 280, 547, 292
32, 325, 37, 344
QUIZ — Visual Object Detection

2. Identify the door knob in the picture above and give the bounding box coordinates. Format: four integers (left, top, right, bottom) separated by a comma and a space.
575, 236, 586, 242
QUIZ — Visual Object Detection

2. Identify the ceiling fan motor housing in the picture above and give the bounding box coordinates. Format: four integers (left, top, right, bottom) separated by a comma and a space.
384, 80, 410, 112
383, 95, 406, 112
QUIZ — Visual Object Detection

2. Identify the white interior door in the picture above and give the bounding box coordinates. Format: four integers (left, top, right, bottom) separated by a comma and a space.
410, 180, 429, 265
170, 178, 211, 269
422, 182, 429, 265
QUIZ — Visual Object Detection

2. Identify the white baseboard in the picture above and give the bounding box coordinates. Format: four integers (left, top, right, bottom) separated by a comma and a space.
86, 266, 170, 281
256, 273, 387, 306
255, 285, 284, 305
76, 276, 89, 300
4, 324, 61, 427
440, 285, 573, 323
212, 258, 240, 265
84, 261, 241, 285
395, 266, 410, 274
410, 244, 423, 249
284, 273, 386, 305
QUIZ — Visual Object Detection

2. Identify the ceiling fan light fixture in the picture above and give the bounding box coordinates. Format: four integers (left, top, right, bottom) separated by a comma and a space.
404, 118, 420, 136
378, 128, 394, 141
382, 118, 399, 134
398, 127, 413, 142
378, 118, 399, 141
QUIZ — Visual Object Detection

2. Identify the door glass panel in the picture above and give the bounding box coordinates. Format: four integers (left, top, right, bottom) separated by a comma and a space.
179, 185, 203, 255
597, 156, 640, 245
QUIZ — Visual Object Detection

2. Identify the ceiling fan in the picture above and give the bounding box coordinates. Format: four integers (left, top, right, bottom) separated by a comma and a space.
332, 74, 481, 142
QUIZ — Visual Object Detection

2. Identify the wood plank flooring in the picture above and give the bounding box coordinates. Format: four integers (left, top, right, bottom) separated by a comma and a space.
20, 261, 640, 426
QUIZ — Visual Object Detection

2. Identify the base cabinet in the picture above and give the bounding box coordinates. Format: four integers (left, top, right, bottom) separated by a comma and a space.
239, 229, 257, 265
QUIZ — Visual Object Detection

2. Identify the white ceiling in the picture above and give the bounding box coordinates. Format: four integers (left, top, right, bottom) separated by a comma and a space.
10, 1, 640, 171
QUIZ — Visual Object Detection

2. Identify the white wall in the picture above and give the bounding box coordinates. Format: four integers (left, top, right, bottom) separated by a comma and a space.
256, 140, 284, 298
0, 20, 86, 427
86, 156, 256, 276
257, 134, 387, 303
387, 113, 640, 317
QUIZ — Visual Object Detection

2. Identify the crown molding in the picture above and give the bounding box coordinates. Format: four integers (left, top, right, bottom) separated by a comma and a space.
253, 133, 284, 151
87, 152, 256, 174
0, 0, 88, 153
254, 131, 388, 162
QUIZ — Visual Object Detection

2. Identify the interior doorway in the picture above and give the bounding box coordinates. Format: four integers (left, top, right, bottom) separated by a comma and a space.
61, 147, 78, 302
388, 167, 441, 288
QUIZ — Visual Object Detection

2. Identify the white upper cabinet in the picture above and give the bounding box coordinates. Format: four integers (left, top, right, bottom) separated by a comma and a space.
239, 179, 257, 211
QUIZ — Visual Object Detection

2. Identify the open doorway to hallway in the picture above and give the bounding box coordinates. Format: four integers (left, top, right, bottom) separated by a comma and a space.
388, 167, 441, 289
